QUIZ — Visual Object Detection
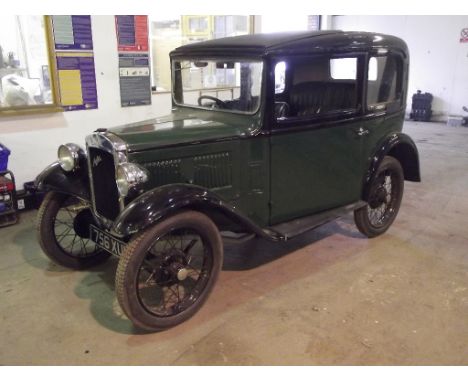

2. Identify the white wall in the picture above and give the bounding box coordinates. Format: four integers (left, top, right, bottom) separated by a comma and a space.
332, 16, 468, 121
0, 15, 172, 187
4, 15, 468, 187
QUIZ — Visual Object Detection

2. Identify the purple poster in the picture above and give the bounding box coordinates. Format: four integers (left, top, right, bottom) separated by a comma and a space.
56, 53, 98, 111
52, 15, 93, 50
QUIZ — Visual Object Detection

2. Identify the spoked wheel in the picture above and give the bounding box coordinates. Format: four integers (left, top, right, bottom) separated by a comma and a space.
354, 156, 404, 238
116, 211, 223, 331
37, 191, 110, 269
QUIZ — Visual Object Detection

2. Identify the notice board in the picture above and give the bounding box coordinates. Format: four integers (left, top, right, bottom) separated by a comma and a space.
56, 52, 98, 111
115, 15, 152, 107
51, 15, 98, 111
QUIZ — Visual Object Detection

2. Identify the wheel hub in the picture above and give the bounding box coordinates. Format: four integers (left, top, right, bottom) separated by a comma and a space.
369, 185, 388, 208
176, 267, 189, 281
154, 250, 189, 285
73, 209, 95, 238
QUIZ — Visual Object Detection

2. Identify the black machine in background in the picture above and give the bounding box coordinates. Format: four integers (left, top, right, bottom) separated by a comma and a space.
462, 106, 468, 127
0, 170, 18, 227
410, 90, 433, 122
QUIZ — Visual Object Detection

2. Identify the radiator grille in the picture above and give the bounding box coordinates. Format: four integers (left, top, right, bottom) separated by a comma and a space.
151, 159, 182, 185
146, 152, 232, 190
88, 147, 120, 220
194, 152, 232, 189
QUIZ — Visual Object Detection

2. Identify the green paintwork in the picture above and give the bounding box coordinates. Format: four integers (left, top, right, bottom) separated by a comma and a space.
269, 120, 365, 224
104, 34, 411, 230
110, 107, 263, 152
115, 106, 270, 227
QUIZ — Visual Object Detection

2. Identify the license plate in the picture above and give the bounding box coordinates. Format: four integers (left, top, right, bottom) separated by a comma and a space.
90, 225, 126, 257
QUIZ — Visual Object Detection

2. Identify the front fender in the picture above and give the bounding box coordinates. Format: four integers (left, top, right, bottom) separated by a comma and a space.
35, 161, 90, 201
112, 184, 276, 239
363, 132, 421, 199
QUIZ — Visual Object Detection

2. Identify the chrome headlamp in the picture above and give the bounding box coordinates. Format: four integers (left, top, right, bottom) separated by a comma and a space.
116, 163, 148, 197
58, 143, 85, 172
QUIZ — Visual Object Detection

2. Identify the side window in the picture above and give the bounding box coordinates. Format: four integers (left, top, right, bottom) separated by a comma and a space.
367, 55, 402, 110
274, 56, 358, 120
274, 61, 286, 94
330, 58, 357, 80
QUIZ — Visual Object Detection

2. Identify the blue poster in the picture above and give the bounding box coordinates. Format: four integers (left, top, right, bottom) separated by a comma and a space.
52, 15, 93, 50
56, 52, 98, 111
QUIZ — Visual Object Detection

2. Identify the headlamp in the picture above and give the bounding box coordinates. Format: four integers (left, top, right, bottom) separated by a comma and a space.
58, 143, 84, 172
116, 163, 148, 197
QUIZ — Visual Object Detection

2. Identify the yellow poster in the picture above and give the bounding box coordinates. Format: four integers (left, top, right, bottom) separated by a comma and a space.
58, 69, 83, 106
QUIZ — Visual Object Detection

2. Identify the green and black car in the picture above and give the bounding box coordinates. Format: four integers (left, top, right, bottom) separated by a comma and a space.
36, 30, 420, 331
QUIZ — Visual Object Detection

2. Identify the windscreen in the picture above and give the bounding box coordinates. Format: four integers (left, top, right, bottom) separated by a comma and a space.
173, 59, 263, 114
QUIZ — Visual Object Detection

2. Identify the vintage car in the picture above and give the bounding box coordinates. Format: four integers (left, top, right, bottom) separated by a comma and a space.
36, 30, 420, 331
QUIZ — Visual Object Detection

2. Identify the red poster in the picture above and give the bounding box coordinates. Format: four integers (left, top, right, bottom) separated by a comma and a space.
115, 15, 149, 51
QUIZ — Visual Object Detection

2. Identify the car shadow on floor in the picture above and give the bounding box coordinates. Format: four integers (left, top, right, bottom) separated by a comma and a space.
14, 215, 365, 336
72, 218, 364, 336
223, 217, 363, 271
12, 223, 71, 274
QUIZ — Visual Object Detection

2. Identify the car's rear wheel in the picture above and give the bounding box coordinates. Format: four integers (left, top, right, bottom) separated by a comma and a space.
354, 156, 404, 238
37, 191, 110, 269
115, 210, 223, 331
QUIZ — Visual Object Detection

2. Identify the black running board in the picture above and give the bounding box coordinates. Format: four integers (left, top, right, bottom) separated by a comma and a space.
266, 201, 367, 241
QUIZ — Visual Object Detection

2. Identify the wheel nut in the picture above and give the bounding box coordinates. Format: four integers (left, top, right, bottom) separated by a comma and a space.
177, 268, 189, 281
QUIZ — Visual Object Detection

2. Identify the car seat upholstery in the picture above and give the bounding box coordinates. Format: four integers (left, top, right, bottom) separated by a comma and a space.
288, 81, 356, 117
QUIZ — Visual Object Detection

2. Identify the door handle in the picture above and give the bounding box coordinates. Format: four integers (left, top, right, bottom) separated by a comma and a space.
355, 127, 370, 137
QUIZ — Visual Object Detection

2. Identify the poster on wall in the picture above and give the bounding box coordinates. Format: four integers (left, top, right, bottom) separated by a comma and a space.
56, 52, 98, 111
115, 15, 149, 51
115, 15, 152, 107
51, 15, 93, 50
51, 15, 98, 111
118, 53, 151, 107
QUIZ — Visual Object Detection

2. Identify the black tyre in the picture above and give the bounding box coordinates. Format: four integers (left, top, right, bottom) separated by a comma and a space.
354, 156, 404, 238
37, 191, 110, 269
116, 210, 223, 331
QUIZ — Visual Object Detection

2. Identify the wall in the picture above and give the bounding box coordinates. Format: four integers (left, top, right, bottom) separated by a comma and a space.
0, 15, 172, 187
4, 15, 467, 187
332, 15, 468, 121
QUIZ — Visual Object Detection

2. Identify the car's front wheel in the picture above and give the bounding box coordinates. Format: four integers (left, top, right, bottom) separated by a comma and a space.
37, 191, 111, 269
354, 156, 404, 238
115, 210, 223, 331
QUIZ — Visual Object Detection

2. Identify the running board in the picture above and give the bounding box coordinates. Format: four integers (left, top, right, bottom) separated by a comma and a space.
268, 201, 367, 241
221, 231, 256, 244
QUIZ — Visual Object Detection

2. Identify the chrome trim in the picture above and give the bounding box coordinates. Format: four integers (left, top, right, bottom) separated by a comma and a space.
58, 143, 85, 172
116, 162, 149, 197
85, 131, 129, 228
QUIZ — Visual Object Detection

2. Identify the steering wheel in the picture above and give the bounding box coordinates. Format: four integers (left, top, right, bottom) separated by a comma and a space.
197, 95, 227, 109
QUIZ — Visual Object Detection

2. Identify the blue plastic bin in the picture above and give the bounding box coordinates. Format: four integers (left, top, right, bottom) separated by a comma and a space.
0, 144, 11, 172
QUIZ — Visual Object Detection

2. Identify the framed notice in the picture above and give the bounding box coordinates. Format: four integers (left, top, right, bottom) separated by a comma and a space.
51, 15, 93, 50
115, 15, 149, 51
115, 15, 152, 107
51, 15, 98, 111
118, 53, 151, 107
56, 52, 98, 111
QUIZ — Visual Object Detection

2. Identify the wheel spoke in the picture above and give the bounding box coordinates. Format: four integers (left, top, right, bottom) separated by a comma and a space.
57, 226, 73, 243
51, 196, 101, 259
135, 226, 213, 317
183, 238, 198, 254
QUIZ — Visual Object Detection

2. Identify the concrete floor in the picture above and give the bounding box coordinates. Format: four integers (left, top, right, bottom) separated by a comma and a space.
1, 121, 468, 365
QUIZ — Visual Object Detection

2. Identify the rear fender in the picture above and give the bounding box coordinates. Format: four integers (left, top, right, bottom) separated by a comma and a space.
363, 132, 421, 200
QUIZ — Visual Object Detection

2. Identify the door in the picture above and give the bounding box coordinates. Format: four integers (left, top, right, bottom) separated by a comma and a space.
269, 54, 366, 224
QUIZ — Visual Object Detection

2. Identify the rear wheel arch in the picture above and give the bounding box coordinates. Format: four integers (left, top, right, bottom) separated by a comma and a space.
363, 133, 420, 200
387, 142, 421, 182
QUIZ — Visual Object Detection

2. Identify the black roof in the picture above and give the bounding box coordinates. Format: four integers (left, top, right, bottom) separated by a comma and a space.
171, 30, 408, 57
